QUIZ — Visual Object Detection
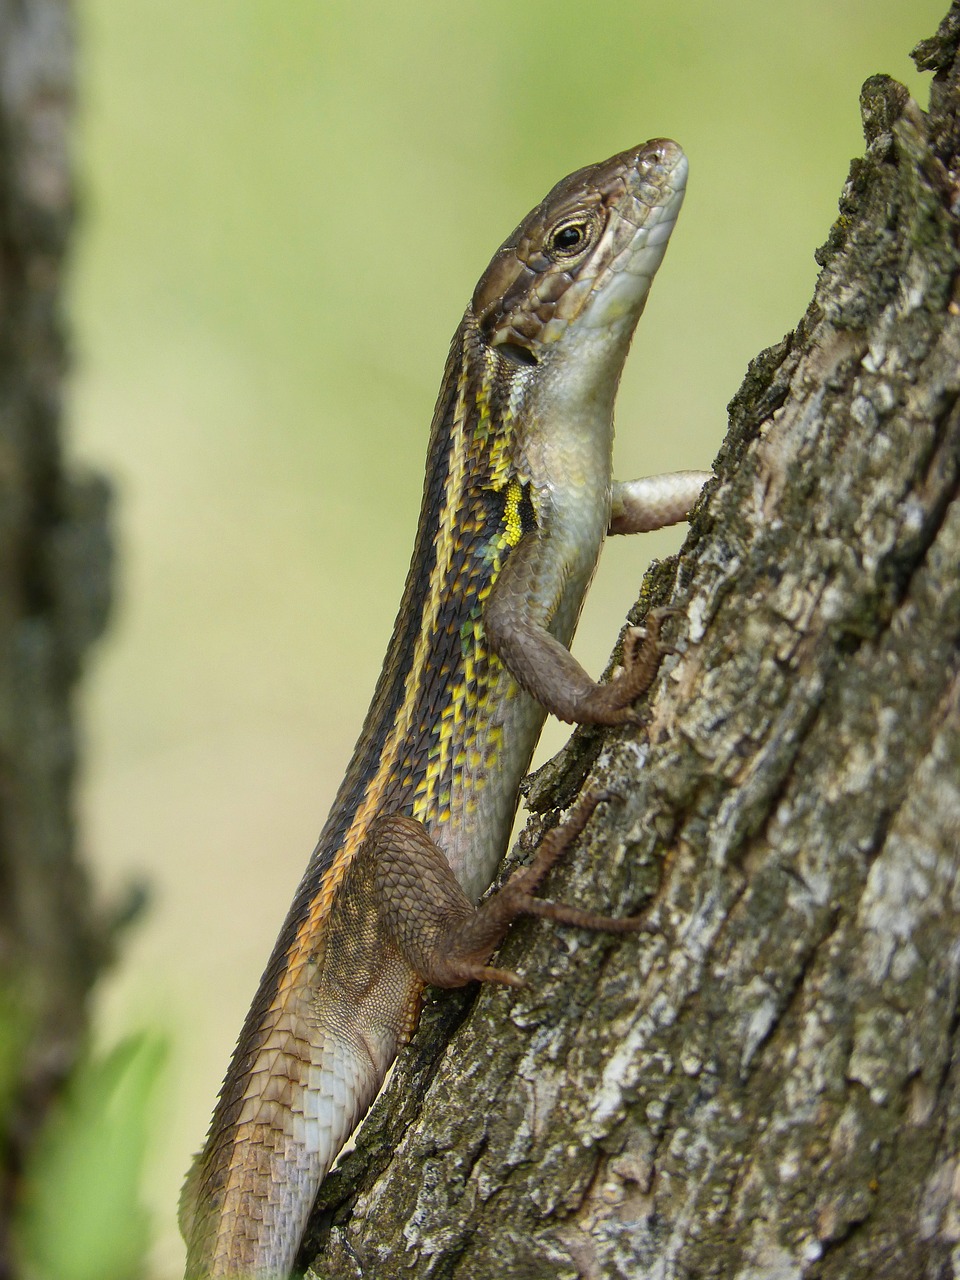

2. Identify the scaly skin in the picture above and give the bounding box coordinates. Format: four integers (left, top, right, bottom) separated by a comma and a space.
181, 139, 704, 1279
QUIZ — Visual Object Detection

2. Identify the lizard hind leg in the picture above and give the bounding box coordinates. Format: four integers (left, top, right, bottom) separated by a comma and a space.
366, 812, 525, 989
367, 792, 645, 994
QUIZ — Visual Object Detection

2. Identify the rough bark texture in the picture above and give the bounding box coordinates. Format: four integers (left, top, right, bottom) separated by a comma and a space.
0, 2, 113, 1275
302, 7, 960, 1279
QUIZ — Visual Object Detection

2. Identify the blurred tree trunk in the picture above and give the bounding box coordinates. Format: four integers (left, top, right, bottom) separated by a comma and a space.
302, 6, 960, 1279
0, 2, 113, 1276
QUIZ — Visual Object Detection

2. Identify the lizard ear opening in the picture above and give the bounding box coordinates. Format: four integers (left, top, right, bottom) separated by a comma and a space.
497, 342, 538, 368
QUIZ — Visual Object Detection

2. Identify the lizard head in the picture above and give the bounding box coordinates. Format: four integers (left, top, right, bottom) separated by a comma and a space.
471, 138, 687, 378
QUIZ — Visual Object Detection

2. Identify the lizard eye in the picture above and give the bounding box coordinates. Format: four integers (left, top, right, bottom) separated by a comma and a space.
547, 218, 595, 259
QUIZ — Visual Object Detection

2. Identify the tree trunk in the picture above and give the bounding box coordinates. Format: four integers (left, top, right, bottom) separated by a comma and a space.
0, 2, 113, 1275
302, 6, 960, 1278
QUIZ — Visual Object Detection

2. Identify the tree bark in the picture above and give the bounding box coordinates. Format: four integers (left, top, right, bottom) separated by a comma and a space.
0, 3, 113, 1275
301, 5, 960, 1279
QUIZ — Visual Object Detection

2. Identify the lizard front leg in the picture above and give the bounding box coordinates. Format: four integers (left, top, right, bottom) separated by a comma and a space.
483, 469, 709, 726
609, 469, 710, 535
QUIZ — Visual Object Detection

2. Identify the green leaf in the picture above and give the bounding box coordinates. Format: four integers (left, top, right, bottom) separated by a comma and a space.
15, 1034, 166, 1280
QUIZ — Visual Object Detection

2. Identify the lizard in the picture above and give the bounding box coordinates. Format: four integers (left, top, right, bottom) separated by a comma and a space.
181, 137, 708, 1279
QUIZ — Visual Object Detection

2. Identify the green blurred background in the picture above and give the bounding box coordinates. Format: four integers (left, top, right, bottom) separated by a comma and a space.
70, 2, 939, 1273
